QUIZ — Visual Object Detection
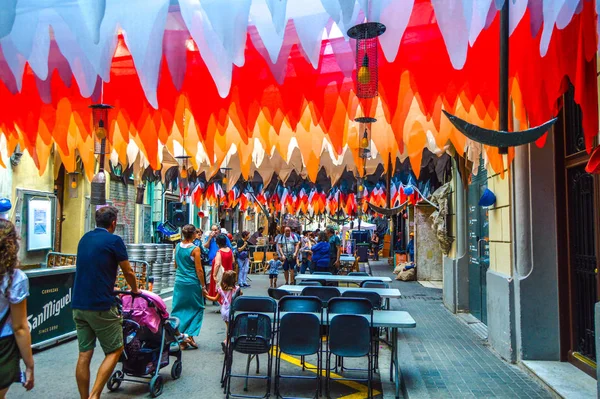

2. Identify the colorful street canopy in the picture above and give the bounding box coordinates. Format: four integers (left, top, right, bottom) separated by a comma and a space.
0, 0, 597, 187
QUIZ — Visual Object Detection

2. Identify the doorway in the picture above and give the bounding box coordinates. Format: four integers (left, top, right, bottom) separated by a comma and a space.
467, 161, 490, 324
556, 84, 598, 376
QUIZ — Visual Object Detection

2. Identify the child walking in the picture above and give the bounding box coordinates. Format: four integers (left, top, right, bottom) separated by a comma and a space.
267, 252, 283, 288
203, 270, 242, 353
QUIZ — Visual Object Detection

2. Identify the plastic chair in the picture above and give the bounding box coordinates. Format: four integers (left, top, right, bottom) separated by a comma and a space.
278, 296, 323, 377
360, 280, 389, 289
224, 313, 274, 399
297, 280, 322, 286
312, 271, 332, 275
267, 288, 291, 301
348, 272, 369, 276
278, 296, 322, 313
341, 290, 382, 309
275, 313, 322, 398
341, 291, 382, 372
250, 252, 265, 274
221, 297, 277, 396
326, 303, 374, 398
300, 286, 341, 307
326, 315, 373, 398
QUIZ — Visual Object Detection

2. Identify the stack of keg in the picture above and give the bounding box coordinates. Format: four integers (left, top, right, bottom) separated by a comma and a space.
126, 244, 145, 261
164, 244, 175, 288
143, 244, 160, 292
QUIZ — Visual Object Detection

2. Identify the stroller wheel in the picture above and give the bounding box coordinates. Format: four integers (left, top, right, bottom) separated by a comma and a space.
149, 375, 164, 398
171, 360, 183, 380
107, 370, 123, 392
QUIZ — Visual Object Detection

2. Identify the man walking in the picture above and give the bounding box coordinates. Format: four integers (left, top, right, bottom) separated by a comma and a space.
72, 206, 139, 399
204, 224, 232, 265
276, 226, 300, 284
326, 226, 341, 275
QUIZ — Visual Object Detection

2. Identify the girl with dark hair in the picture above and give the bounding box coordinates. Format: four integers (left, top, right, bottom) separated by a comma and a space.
208, 234, 234, 298
203, 270, 241, 352
171, 224, 206, 350
0, 219, 34, 397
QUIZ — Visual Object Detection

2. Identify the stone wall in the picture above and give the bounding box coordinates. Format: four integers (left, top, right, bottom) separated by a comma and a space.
415, 204, 443, 280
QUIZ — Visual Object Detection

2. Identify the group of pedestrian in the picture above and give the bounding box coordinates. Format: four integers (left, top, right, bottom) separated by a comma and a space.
266, 225, 343, 287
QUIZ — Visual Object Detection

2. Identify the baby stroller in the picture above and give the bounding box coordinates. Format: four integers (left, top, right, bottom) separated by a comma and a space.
107, 290, 182, 397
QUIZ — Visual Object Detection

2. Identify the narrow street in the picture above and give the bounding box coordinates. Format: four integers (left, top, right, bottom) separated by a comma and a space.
8, 261, 554, 399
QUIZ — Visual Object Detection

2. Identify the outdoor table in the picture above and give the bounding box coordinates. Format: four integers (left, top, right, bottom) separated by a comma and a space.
295, 274, 392, 284
279, 284, 401, 300
339, 255, 355, 262
236, 309, 415, 399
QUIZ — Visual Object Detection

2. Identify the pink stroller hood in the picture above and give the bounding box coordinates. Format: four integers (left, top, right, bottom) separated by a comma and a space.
121, 290, 169, 334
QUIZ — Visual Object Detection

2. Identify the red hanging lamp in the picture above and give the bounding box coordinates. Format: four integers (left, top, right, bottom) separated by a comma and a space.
347, 22, 386, 99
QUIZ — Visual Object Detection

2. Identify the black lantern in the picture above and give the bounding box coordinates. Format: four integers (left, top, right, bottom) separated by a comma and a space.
220, 167, 231, 191
355, 116, 376, 157
347, 22, 386, 99
136, 184, 145, 205
89, 103, 113, 205
356, 177, 365, 201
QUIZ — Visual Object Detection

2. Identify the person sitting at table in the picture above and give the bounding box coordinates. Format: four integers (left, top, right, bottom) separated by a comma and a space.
308, 232, 330, 273
248, 226, 264, 245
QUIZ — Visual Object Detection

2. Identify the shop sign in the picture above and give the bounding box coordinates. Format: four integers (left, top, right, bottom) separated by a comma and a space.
27, 272, 75, 346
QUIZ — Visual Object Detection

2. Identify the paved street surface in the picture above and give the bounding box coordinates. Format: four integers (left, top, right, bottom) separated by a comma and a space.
369, 260, 554, 399
10, 260, 554, 399
11, 272, 383, 399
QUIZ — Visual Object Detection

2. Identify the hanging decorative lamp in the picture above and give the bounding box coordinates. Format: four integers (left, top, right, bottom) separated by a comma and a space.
68, 171, 80, 198
355, 116, 376, 157
347, 22, 385, 99
135, 184, 146, 205
89, 104, 113, 205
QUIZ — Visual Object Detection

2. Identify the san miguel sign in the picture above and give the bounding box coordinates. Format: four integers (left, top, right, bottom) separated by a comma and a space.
26, 271, 76, 347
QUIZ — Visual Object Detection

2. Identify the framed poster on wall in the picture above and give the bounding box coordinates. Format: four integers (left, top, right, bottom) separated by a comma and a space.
27, 198, 53, 251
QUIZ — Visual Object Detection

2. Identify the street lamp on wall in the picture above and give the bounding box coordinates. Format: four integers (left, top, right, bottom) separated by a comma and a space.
89, 103, 113, 205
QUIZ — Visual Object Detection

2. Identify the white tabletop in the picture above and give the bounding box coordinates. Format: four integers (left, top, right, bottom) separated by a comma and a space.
295, 274, 392, 283
340, 255, 355, 261
279, 285, 401, 299
238, 310, 416, 329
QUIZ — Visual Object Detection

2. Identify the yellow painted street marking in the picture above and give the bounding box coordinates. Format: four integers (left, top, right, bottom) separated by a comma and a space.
272, 347, 381, 399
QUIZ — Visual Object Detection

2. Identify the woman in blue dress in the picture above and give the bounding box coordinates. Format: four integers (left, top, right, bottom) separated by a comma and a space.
172, 224, 206, 350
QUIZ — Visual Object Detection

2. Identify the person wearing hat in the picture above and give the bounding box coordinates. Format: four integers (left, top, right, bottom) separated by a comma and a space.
407, 232, 415, 262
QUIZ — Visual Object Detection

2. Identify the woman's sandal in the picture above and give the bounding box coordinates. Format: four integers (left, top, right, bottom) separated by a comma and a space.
186, 336, 199, 349
221, 341, 226, 353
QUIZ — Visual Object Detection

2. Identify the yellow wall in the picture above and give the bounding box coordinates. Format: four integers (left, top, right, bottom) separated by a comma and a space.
487, 165, 512, 276
11, 153, 56, 265
60, 172, 90, 254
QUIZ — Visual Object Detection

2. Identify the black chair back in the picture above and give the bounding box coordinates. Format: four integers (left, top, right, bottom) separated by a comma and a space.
360, 280, 389, 289
231, 313, 273, 355
327, 297, 373, 315
279, 296, 322, 313
268, 288, 291, 300
279, 313, 321, 356
301, 286, 341, 307
232, 296, 277, 313
348, 272, 369, 276
298, 280, 322, 286
329, 314, 370, 357
341, 290, 382, 309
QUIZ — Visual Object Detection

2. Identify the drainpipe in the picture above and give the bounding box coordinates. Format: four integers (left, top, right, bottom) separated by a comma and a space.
453, 157, 468, 313
513, 138, 532, 278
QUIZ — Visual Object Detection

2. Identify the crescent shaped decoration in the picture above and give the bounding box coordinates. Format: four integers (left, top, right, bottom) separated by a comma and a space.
442, 110, 557, 148
368, 200, 409, 216
328, 216, 349, 225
